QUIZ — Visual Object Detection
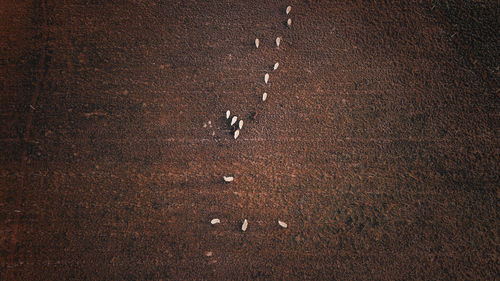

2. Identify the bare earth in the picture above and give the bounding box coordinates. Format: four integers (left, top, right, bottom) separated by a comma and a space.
1, 0, 498, 280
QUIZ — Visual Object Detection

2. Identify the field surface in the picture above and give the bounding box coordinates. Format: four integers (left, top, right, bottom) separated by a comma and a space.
1, 0, 498, 280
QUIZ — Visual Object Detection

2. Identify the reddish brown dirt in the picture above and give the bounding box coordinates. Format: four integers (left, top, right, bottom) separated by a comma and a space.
1, 0, 498, 280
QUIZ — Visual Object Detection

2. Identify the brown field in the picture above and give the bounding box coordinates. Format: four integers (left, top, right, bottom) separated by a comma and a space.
1, 0, 498, 280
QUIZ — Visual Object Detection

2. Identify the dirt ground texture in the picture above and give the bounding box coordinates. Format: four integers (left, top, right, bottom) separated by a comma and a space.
0, 0, 498, 280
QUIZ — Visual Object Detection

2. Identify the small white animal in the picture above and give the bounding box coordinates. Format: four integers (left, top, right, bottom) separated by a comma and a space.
287, 18, 292, 27
223, 176, 234, 182
242, 219, 248, 231
234, 129, 240, 139
238, 120, 243, 130
278, 220, 288, 228
273, 62, 279, 70
255, 38, 260, 48
286, 6, 291, 14
230, 116, 237, 126
264, 73, 269, 84
211, 219, 220, 224
276, 37, 281, 47
226, 110, 230, 119
262, 92, 267, 101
